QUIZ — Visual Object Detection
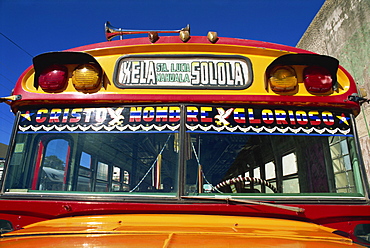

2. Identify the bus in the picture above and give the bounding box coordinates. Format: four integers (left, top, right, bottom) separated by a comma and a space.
0, 22, 369, 247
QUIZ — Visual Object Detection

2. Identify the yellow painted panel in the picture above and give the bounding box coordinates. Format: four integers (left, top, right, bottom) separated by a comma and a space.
1, 214, 360, 247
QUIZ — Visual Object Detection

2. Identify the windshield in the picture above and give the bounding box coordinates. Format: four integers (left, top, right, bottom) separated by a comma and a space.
2, 104, 365, 198
187, 133, 361, 195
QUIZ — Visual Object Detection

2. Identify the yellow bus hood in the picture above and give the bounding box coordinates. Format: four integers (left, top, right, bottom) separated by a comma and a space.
0, 214, 362, 247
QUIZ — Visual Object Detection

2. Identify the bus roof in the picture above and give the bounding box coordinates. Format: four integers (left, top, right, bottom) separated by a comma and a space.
10, 35, 360, 114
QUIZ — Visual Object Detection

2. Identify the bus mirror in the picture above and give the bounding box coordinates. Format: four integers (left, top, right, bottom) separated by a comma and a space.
0, 95, 22, 103
354, 224, 370, 246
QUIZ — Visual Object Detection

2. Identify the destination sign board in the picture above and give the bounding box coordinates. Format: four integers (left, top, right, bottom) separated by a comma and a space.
113, 55, 253, 89
18, 105, 352, 136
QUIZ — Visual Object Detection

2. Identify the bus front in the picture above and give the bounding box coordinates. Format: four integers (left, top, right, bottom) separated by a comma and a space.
0, 25, 369, 247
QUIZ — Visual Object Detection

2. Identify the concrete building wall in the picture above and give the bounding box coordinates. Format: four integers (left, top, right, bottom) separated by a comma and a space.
297, 0, 370, 181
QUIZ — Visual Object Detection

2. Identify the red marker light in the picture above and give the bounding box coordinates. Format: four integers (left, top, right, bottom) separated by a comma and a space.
303, 66, 333, 93
38, 65, 68, 91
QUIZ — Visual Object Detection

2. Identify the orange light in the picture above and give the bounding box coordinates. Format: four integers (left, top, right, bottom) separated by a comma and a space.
269, 66, 297, 92
72, 64, 101, 91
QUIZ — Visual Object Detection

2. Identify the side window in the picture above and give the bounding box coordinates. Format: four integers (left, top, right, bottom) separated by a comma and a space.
112, 166, 121, 191
248, 162, 277, 193
330, 137, 355, 193
265, 161, 276, 192
253, 167, 261, 192
97, 162, 108, 180
123, 170, 130, 184
282, 152, 299, 193
96, 162, 109, 192
38, 139, 70, 191
77, 152, 92, 191
123, 170, 130, 191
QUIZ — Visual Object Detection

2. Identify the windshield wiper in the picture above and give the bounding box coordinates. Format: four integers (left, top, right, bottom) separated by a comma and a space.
181, 195, 305, 213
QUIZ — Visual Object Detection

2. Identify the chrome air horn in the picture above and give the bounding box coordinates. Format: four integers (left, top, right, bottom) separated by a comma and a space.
105, 21, 190, 43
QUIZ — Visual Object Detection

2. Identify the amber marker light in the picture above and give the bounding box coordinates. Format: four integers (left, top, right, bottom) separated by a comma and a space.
303, 66, 333, 93
38, 65, 68, 91
269, 66, 297, 92
72, 64, 102, 91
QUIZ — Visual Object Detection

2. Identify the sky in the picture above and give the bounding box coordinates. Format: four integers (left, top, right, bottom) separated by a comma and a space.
0, 0, 325, 147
